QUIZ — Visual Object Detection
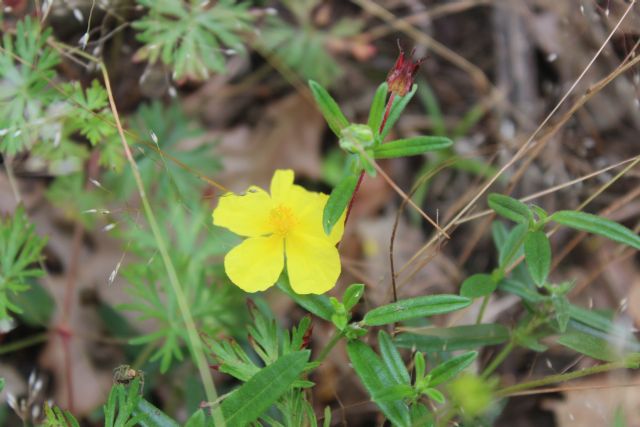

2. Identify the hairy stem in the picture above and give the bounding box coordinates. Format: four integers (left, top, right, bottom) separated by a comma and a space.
496, 356, 640, 397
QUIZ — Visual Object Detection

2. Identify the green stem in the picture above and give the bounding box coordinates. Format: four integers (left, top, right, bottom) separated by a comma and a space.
42, 42, 226, 425
0, 332, 48, 356
475, 296, 489, 324
313, 330, 345, 364
481, 341, 514, 379
496, 356, 640, 397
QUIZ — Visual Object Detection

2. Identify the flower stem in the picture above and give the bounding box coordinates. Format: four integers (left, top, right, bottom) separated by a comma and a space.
343, 92, 395, 227
475, 295, 490, 324
481, 340, 514, 379
496, 356, 640, 397
314, 330, 345, 364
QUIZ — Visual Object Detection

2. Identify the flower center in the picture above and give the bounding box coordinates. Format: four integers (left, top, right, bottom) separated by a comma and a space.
269, 204, 296, 237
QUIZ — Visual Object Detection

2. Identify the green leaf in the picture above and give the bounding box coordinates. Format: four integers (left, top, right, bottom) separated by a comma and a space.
422, 388, 445, 404
428, 351, 478, 387
378, 330, 411, 385
323, 173, 358, 234
0, 377, 4, 392
550, 210, 640, 250
363, 295, 471, 326
308, 80, 349, 137
552, 295, 570, 333
184, 410, 206, 427
488, 194, 532, 224
368, 82, 389, 132
372, 136, 452, 159
343, 283, 365, 311
410, 402, 434, 427
499, 279, 544, 303
135, 399, 180, 427
133, 0, 252, 80
556, 331, 621, 362
277, 277, 333, 321
380, 84, 418, 140
499, 223, 528, 267
395, 324, 510, 352
374, 384, 415, 402
524, 231, 551, 286
347, 341, 411, 427
460, 274, 496, 299
221, 350, 310, 426
0, 206, 47, 320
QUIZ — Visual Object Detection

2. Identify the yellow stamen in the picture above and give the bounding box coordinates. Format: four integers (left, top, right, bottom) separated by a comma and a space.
269, 204, 296, 236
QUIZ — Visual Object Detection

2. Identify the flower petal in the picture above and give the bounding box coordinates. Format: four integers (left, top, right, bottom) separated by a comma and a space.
212, 186, 273, 237
270, 169, 295, 204
224, 235, 284, 292
286, 232, 341, 294
292, 193, 345, 245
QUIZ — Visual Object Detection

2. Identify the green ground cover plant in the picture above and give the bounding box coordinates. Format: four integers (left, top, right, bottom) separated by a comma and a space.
1, 1, 640, 426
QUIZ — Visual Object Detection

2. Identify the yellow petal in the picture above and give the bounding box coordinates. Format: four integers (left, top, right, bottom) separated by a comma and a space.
224, 235, 284, 292
285, 232, 341, 294
292, 192, 345, 245
270, 169, 295, 204
212, 186, 273, 237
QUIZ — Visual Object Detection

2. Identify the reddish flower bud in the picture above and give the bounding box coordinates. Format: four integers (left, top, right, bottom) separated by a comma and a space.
386, 43, 425, 96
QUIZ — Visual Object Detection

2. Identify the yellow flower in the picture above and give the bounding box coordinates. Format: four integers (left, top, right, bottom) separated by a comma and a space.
212, 169, 344, 294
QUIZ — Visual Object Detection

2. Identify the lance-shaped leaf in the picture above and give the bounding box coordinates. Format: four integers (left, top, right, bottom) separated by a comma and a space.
460, 274, 496, 299
363, 295, 471, 326
308, 80, 349, 138
556, 330, 620, 362
372, 136, 452, 159
488, 194, 532, 224
380, 84, 418, 140
323, 173, 358, 235
368, 82, 389, 133
221, 350, 310, 426
347, 341, 411, 427
550, 210, 640, 250
524, 231, 551, 286
378, 330, 411, 385
395, 324, 510, 352
277, 277, 333, 321
428, 351, 477, 387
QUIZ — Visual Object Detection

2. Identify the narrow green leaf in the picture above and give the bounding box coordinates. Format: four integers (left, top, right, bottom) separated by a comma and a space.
363, 295, 471, 326
499, 223, 528, 267
551, 210, 640, 250
343, 283, 365, 311
491, 221, 509, 256
372, 136, 452, 159
135, 399, 179, 427
368, 82, 389, 132
498, 279, 544, 303
277, 277, 333, 321
410, 402, 434, 427
380, 84, 418, 140
556, 331, 620, 362
184, 410, 206, 427
428, 351, 477, 387
347, 341, 411, 427
524, 231, 551, 286
308, 80, 349, 137
374, 384, 415, 402
0, 377, 4, 392
552, 295, 570, 333
395, 324, 510, 352
460, 274, 496, 299
378, 330, 411, 385
423, 388, 445, 404
488, 193, 532, 224
323, 173, 358, 235
221, 350, 310, 427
